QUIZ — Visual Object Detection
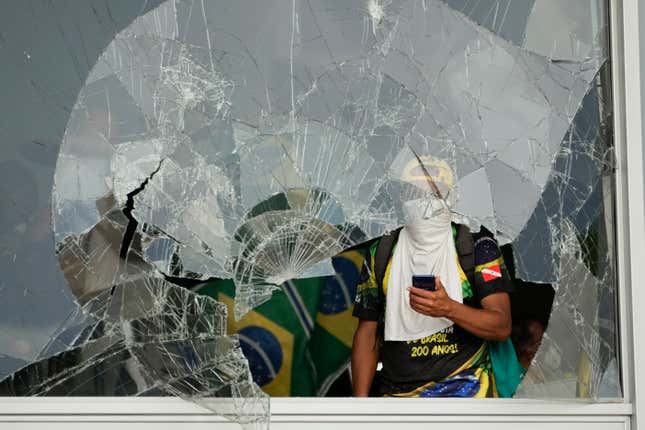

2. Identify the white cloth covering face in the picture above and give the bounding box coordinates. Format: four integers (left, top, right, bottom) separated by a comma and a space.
384, 207, 463, 341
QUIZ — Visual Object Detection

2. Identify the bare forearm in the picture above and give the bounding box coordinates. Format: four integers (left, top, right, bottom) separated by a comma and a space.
351, 325, 379, 396
447, 301, 511, 341
408, 286, 512, 341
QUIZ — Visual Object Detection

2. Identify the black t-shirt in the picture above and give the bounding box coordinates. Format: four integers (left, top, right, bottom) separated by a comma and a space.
352, 225, 514, 396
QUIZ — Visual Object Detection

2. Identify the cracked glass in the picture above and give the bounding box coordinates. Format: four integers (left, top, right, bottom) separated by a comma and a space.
0, 0, 619, 426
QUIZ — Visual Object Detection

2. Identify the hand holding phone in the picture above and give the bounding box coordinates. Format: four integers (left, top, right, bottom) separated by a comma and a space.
412, 275, 436, 291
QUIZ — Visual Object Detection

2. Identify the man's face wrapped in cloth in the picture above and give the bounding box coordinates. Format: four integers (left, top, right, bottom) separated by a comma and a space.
395, 155, 455, 224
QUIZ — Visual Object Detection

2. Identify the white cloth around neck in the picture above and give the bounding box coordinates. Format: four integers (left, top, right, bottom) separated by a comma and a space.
384, 209, 463, 341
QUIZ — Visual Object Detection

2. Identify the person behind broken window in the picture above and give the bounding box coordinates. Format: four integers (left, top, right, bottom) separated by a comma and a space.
511, 318, 545, 370
351, 157, 514, 397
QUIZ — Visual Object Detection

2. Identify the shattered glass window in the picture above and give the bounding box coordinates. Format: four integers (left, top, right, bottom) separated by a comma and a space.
0, 0, 620, 425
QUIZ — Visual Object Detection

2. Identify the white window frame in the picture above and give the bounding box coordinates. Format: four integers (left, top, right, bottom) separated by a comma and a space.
616, 1, 645, 430
1, 0, 644, 428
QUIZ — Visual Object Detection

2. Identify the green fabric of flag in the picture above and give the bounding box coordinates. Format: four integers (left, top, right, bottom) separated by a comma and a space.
195, 248, 364, 396
489, 338, 526, 397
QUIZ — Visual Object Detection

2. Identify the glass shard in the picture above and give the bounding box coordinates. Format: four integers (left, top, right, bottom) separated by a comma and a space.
0, 0, 619, 415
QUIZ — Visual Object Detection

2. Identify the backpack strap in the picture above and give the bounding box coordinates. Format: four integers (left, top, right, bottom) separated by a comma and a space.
373, 227, 401, 342
454, 223, 475, 285
374, 227, 402, 293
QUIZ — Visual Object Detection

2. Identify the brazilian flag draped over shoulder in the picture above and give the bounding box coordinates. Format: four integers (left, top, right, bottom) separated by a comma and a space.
195, 248, 365, 396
